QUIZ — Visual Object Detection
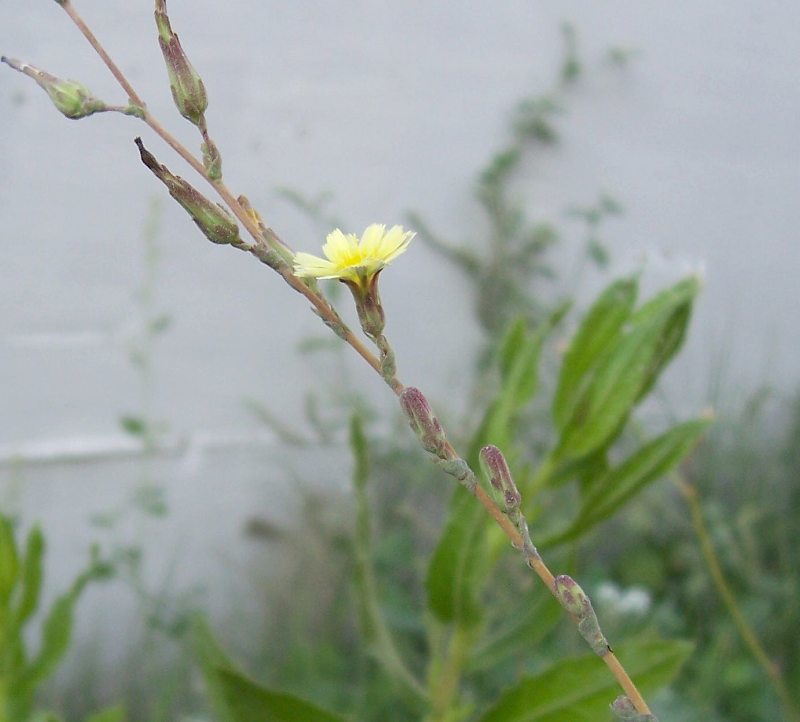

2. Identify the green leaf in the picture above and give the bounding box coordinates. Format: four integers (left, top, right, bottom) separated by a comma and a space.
468, 593, 562, 674
215, 667, 349, 722
0, 514, 20, 603
192, 616, 240, 722
84, 705, 126, 722
119, 415, 147, 437
425, 489, 488, 627
553, 278, 638, 431
545, 418, 711, 547
476, 637, 694, 722
14, 525, 45, 626
555, 277, 698, 462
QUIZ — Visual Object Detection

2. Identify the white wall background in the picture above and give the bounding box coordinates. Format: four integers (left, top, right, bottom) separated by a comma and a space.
1, 0, 799, 680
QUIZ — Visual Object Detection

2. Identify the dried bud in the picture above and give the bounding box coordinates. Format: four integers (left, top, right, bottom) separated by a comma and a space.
479, 445, 522, 511
610, 696, 658, 721
1, 57, 108, 119
554, 575, 609, 655
134, 137, 246, 248
399, 387, 448, 458
154, 0, 208, 127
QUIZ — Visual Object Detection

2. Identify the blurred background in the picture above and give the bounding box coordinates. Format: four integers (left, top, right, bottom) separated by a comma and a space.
1, 2, 799, 721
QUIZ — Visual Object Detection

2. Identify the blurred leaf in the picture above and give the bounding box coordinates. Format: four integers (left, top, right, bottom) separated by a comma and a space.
192, 616, 240, 722
468, 593, 562, 674
215, 667, 348, 722
119, 415, 147, 437
147, 314, 172, 335
426, 489, 488, 627
84, 706, 126, 722
556, 278, 698, 461
553, 277, 638, 431
14, 525, 44, 626
15, 565, 100, 699
0, 514, 20, 603
545, 418, 711, 546
476, 638, 694, 721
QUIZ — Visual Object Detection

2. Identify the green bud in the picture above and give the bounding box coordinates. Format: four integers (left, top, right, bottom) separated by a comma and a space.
154, 0, 208, 127
399, 387, 449, 458
1, 57, 108, 119
554, 575, 609, 655
134, 137, 246, 248
202, 139, 222, 180
610, 696, 658, 721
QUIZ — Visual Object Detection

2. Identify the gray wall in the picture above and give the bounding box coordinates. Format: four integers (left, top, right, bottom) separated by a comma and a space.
1, 0, 799, 661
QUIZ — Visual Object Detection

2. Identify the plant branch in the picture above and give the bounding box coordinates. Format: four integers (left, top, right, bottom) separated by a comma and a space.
52, 2, 653, 714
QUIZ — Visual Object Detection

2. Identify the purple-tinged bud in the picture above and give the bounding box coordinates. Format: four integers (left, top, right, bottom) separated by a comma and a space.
135, 137, 246, 248
399, 387, 448, 458
479, 445, 522, 511
554, 575, 609, 655
611, 696, 658, 721
154, 0, 208, 127
1, 57, 108, 119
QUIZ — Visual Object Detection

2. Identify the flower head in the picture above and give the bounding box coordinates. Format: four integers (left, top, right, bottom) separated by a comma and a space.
293, 224, 414, 287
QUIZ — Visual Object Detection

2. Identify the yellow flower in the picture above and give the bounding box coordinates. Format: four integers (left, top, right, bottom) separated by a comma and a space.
293, 223, 414, 285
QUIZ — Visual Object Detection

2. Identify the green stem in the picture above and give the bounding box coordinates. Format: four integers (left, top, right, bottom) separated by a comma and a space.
427, 624, 473, 722
676, 474, 800, 722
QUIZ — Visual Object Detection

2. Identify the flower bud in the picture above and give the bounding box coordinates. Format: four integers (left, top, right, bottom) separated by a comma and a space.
479, 445, 522, 511
134, 137, 246, 248
399, 387, 448, 458
1, 57, 108, 119
154, 0, 208, 127
554, 575, 609, 655
202, 139, 222, 180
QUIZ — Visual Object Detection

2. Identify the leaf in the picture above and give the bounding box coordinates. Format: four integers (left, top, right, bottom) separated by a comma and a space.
0, 514, 20, 603
14, 524, 45, 626
555, 278, 698, 462
544, 418, 711, 547
468, 593, 562, 674
84, 706, 126, 722
215, 667, 349, 722
425, 489, 488, 627
476, 638, 694, 722
553, 278, 638, 431
192, 616, 240, 722
119, 415, 147, 437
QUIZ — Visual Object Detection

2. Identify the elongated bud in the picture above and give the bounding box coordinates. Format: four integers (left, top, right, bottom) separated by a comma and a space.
1, 57, 108, 119
399, 387, 448, 458
202, 139, 222, 180
611, 696, 658, 721
154, 0, 208, 127
134, 137, 247, 248
554, 575, 609, 655
479, 445, 521, 511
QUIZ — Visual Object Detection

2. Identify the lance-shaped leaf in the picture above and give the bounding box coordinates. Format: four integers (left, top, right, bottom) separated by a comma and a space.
543, 417, 711, 547
14, 524, 45, 626
554, 277, 699, 462
552, 277, 638, 430
476, 637, 693, 722
0, 514, 19, 603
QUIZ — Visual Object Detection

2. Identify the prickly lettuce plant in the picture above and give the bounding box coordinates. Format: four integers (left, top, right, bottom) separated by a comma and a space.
3, 4, 709, 721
